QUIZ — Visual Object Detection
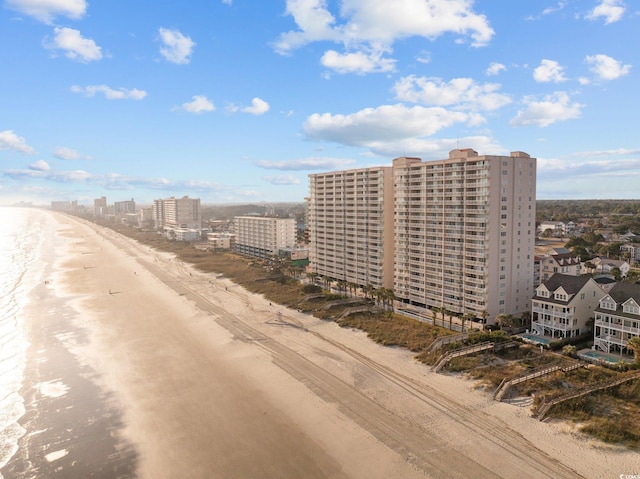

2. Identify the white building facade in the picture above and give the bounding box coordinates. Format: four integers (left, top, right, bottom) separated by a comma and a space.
234, 216, 296, 258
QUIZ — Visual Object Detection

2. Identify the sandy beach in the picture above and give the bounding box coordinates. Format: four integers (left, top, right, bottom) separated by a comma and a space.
4, 210, 639, 479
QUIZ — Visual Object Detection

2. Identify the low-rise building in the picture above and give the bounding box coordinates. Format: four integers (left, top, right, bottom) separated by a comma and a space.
207, 232, 236, 250
593, 282, 640, 357
531, 274, 604, 339
538, 221, 569, 237
170, 228, 200, 242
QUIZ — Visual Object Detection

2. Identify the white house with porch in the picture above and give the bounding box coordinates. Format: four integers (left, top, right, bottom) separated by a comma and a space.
531, 274, 604, 339
593, 282, 640, 357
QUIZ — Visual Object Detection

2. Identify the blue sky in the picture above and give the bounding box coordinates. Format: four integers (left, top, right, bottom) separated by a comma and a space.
0, 0, 638, 205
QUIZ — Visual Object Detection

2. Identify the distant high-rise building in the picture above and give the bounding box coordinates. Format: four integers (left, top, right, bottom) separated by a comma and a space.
114, 198, 136, 216
94, 196, 107, 217
307, 149, 537, 322
152, 196, 201, 230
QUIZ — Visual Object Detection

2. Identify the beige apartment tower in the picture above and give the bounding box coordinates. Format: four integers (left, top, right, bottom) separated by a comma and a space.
308, 167, 395, 290
308, 149, 537, 322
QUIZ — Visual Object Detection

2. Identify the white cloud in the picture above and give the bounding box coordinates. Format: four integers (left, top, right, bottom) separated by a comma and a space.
486, 62, 506, 76
5, 0, 87, 24
393, 76, 511, 111
533, 59, 567, 83
585, 54, 631, 80
29, 160, 50, 171
303, 104, 468, 146
321, 48, 395, 74
180, 95, 215, 113
586, 0, 625, 24
569, 147, 640, 157
70, 85, 147, 100
510, 91, 583, 127
274, 0, 493, 74
416, 51, 431, 64
0, 130, 35, 154
242, 97, 270, 115
257, 157, 357, 171
542, 1, 567, 15
54, 146, 92, 160
158, 27, 195, 64
262, 174, 301, 185
45, 27, 102, 62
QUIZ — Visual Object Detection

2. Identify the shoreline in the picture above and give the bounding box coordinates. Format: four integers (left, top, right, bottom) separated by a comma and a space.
5, 210, 639, 478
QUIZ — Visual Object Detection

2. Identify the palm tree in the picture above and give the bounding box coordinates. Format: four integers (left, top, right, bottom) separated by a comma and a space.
363, 284, 374, 301
462, 312, 475, 333
384, 288, 395, 312
627, 336, 640, 364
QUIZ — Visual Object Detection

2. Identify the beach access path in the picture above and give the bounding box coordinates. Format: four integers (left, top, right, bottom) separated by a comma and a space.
37, 212, 640, 478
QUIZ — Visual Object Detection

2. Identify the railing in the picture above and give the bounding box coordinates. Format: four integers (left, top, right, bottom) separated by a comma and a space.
431, 342, 494, 373
494, 362, 585, 402
536, 371, 640, 420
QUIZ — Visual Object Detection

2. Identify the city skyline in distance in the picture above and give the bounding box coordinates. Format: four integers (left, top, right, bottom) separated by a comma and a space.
1, 1, 638, 205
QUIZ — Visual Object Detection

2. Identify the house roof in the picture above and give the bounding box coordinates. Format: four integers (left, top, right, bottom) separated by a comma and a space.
540, 273, 592, 295
534, 273, 596, 305
607, 282, 640, 305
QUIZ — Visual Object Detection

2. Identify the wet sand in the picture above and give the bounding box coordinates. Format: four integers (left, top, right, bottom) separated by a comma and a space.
4, 211, 639, 479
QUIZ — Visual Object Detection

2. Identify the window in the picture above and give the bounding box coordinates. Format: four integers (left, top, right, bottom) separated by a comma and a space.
601, 300, 616, 310
623, 304, 640, 315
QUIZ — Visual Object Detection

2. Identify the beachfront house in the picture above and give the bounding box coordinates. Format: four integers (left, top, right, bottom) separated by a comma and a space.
531, 273, 604, 339
593, 282, 640, 357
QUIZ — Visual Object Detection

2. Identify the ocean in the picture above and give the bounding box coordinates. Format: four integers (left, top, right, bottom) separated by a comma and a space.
0, 208, 137, 479
0, 207, 51, 474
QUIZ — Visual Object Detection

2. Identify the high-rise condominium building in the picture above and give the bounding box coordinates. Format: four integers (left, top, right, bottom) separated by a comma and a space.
234, 216, 296, 258
394, 149, 536, 319
94, 196, 107, 217
114, 198, 136, 215
152, 196, 201, 230
308, 149, 537, 321
308, 167, 394, 290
